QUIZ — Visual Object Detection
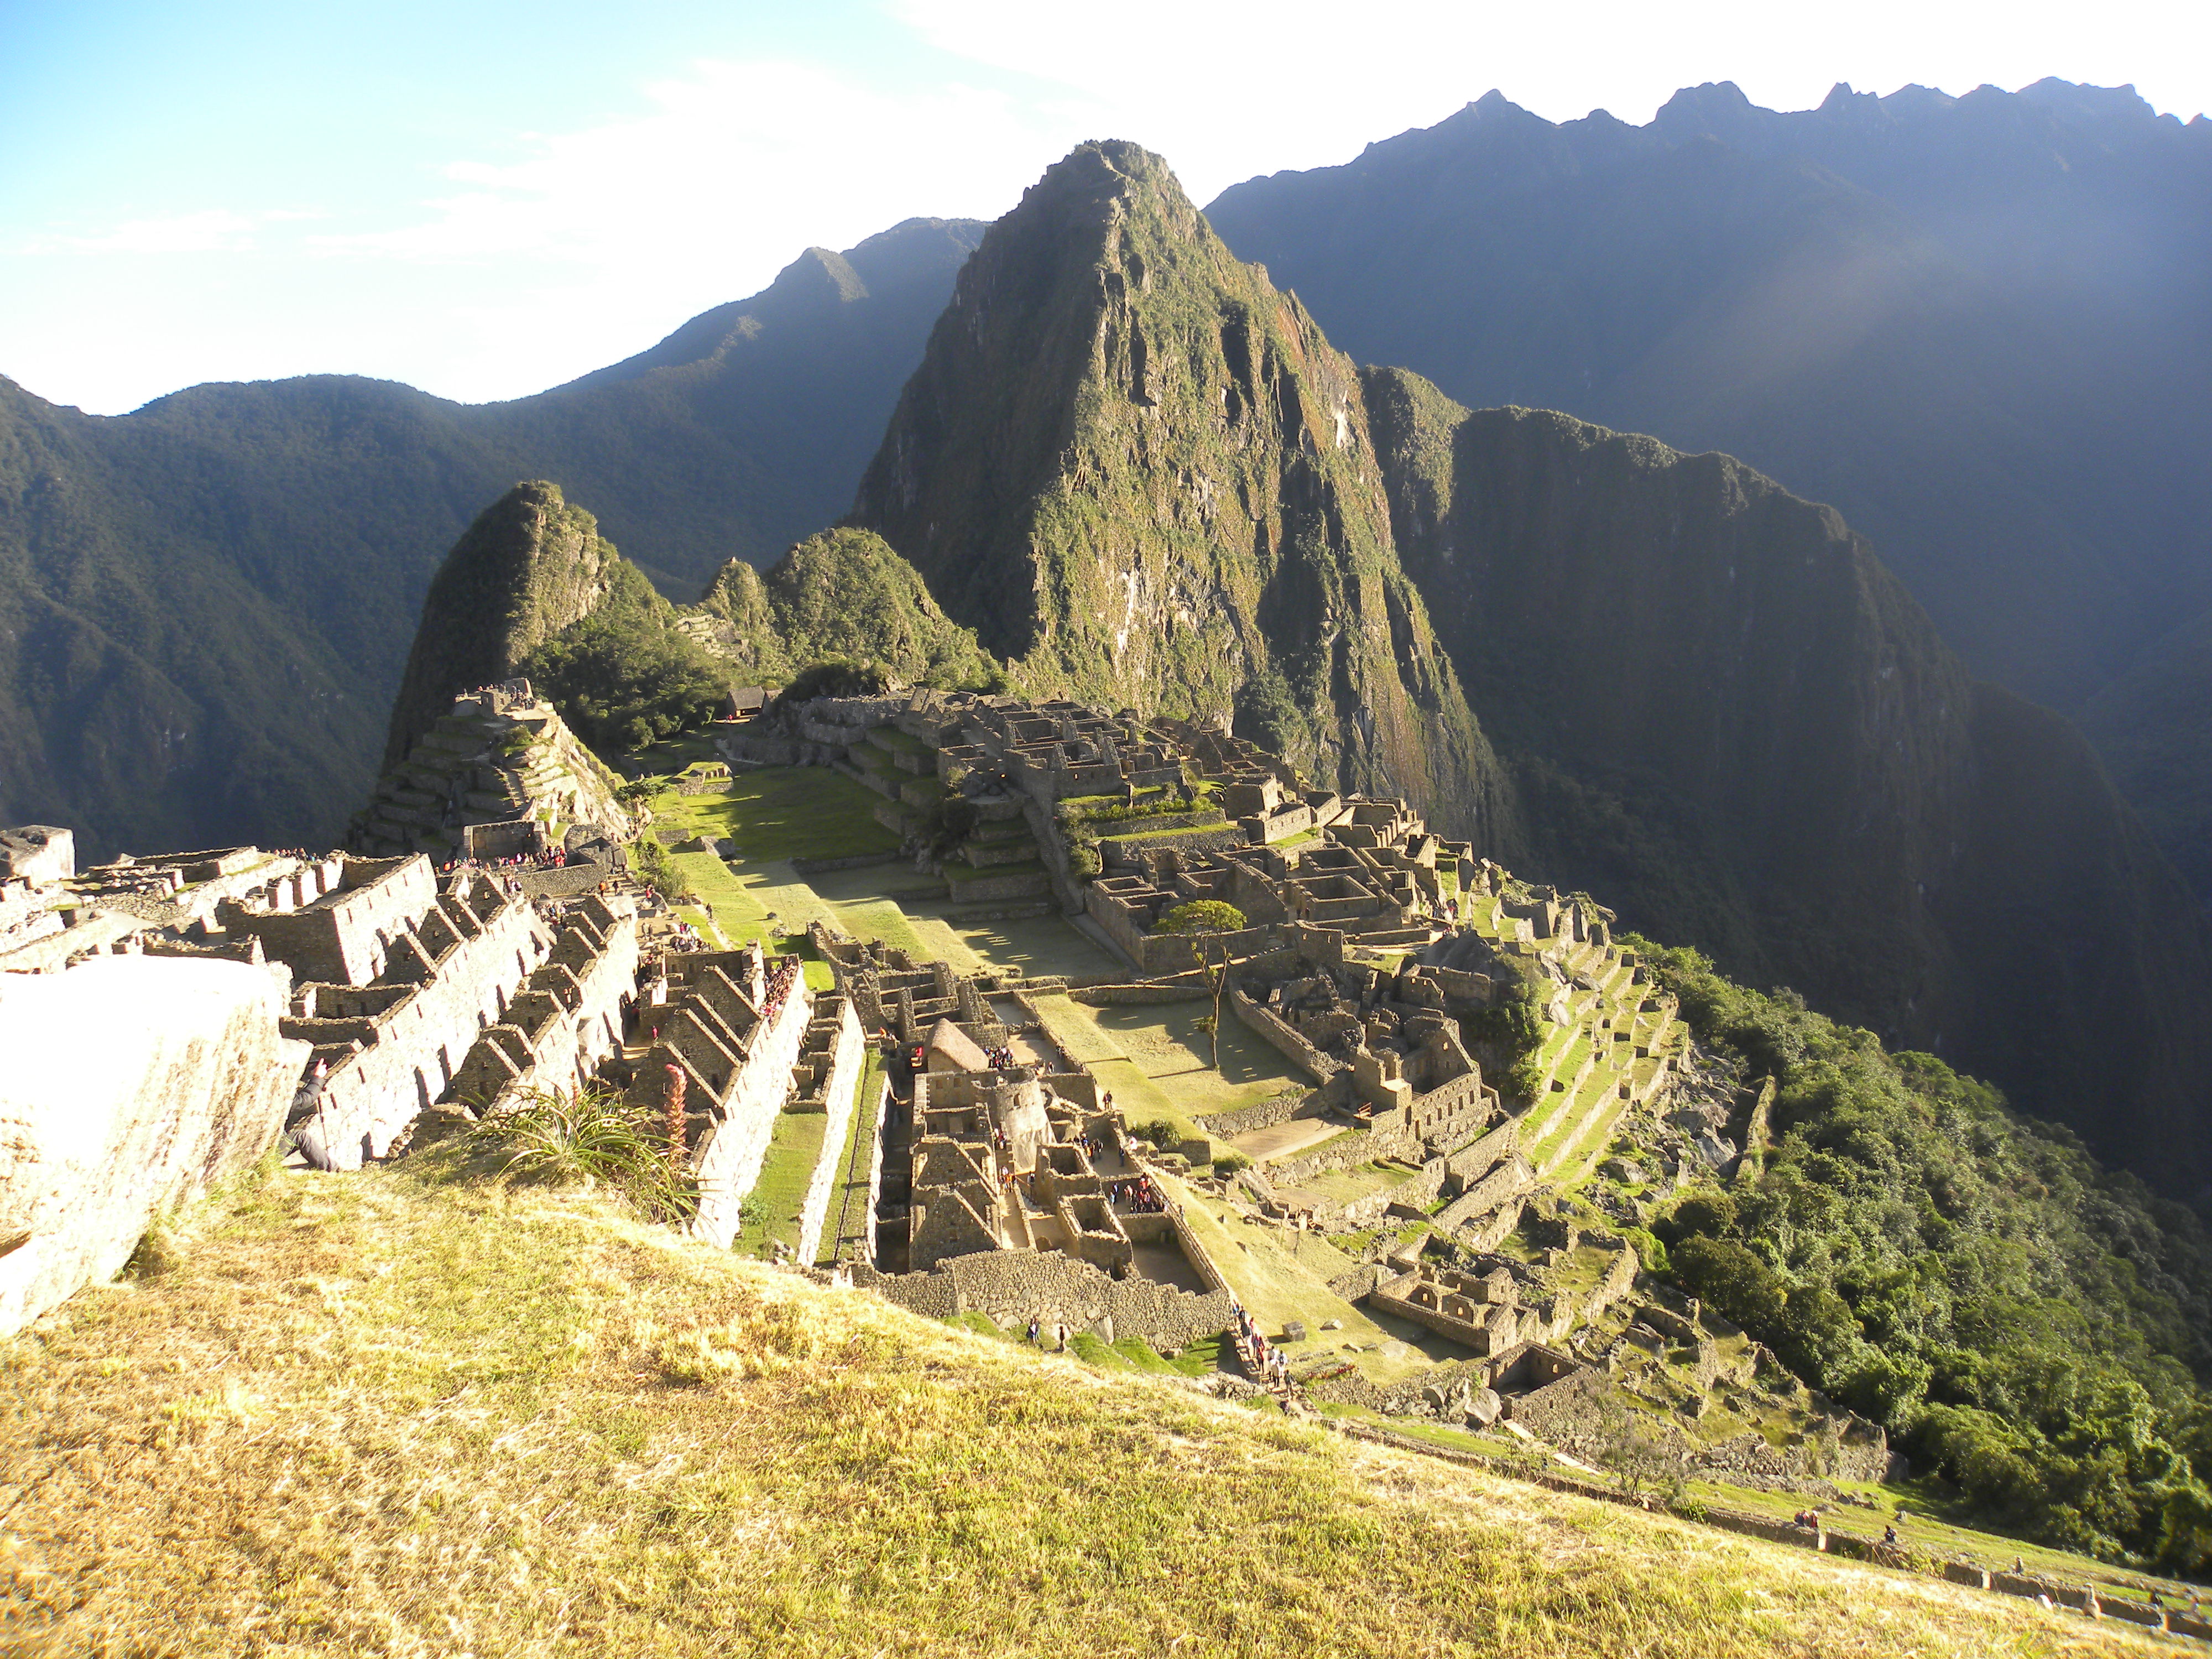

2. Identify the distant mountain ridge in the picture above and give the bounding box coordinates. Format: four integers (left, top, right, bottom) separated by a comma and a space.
1206, 79, 2212, 899
0, 216, 983, 855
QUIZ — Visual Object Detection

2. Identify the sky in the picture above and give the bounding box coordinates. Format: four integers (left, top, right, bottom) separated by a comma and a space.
3, 0, 2205, 415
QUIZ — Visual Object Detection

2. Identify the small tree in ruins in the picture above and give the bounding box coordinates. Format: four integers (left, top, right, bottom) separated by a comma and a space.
1151, 899, 1248, 1071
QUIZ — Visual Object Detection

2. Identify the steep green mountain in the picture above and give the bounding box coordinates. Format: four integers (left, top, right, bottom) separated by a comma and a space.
847, 141, 1513, 839
0, 217, 983, 855
378, 492, 1000, 785
825, 139, 2212, 1193
1364, 377, 2212, 1194
695, 527, 999, 690
1204, 80, 2212, 898
383, 482, 628, 765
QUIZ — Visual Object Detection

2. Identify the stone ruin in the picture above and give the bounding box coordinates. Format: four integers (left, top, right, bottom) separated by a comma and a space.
349, 682, 635, 862
0, 825, 652, 1334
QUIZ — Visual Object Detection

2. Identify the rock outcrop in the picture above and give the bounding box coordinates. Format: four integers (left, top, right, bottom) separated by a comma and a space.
0, 956, 305, 1335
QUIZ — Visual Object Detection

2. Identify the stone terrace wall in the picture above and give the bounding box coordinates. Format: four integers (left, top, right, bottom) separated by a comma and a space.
689, 977, 816, 1248
857, 1247, 1235, 1352
290, 878, 550, 1170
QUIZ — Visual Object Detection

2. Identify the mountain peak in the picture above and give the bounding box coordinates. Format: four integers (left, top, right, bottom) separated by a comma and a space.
380, 481, 623, 768
1653, 80, 1757, 136
847, 143, 1511, 834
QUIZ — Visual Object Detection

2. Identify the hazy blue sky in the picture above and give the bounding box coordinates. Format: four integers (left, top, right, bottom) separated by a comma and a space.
4, 0, 2203, 414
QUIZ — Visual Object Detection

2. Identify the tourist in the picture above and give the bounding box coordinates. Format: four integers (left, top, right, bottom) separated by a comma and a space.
1027, 1317, 1040, 1345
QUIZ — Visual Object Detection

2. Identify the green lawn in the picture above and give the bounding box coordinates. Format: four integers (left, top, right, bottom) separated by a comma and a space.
734, 1107, 832, 1258
1088, 999, 1306, 1118
649, 766, 900, 864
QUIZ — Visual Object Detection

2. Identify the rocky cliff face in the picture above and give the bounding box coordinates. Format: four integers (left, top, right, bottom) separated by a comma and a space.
848, 142, 1512, 841
1365, 374, 2212, 1190
382, 482, 622, 767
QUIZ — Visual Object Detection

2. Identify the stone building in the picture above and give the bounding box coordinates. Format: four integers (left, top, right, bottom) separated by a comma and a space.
624, 946, 820, 1248
274, 860, 640, 1170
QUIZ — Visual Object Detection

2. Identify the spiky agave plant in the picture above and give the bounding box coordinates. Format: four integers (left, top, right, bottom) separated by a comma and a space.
472, 1084, 698, 1224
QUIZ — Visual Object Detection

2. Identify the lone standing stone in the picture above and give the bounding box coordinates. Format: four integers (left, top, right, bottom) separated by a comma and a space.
662, 1063, 687, 1162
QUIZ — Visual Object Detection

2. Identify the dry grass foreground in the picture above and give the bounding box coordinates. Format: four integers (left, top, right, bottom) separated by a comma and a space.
0, 1157, 2155, 1658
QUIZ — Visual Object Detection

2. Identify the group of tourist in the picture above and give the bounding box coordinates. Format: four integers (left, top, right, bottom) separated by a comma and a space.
1791, 1509, 1822, 1531
1109, 1175, 1165, 1213
759, 958, 799, 1025
434, 847, 580, 876
983, 1044, 1020, 1070
1229, 1300, 1290, 1389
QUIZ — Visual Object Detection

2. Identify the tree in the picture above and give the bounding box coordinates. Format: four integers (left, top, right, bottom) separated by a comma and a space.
1152, 900, 1248, 1071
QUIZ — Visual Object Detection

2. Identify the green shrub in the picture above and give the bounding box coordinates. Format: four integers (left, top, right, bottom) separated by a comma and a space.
778, 658, 887, 702
632, 836, 697, 904
1152, 899, 1246, 936
1212, 1152, 1253, 1177
1627, 930, 2212, 1571
1619, 1226, 1670, 1276
521, 566, 728, 756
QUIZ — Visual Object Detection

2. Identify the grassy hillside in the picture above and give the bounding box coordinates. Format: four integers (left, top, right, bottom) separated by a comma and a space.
0, 1154, 2144, 1657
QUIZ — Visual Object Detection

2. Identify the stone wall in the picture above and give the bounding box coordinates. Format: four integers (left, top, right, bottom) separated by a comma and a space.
1070, 982, 1213, 1006
1225, 984, 1340, 1082
1444, 1117, 1521, 1186
1, 956, 306, 1335
688, 975, 816, 1248
794, 997, 867, 1265
1503, 1365, 1614, 1448
237, 854, 437, 987
857, 1246, 1235, 1352
1334, 1155, 1451, 1230
289, 877, 551, 1170
1432, 1152, 1537, 1232
446, 897, 639, 1115
1404, 1069, 1490, 1155
1194, 1088, 1317, 1140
